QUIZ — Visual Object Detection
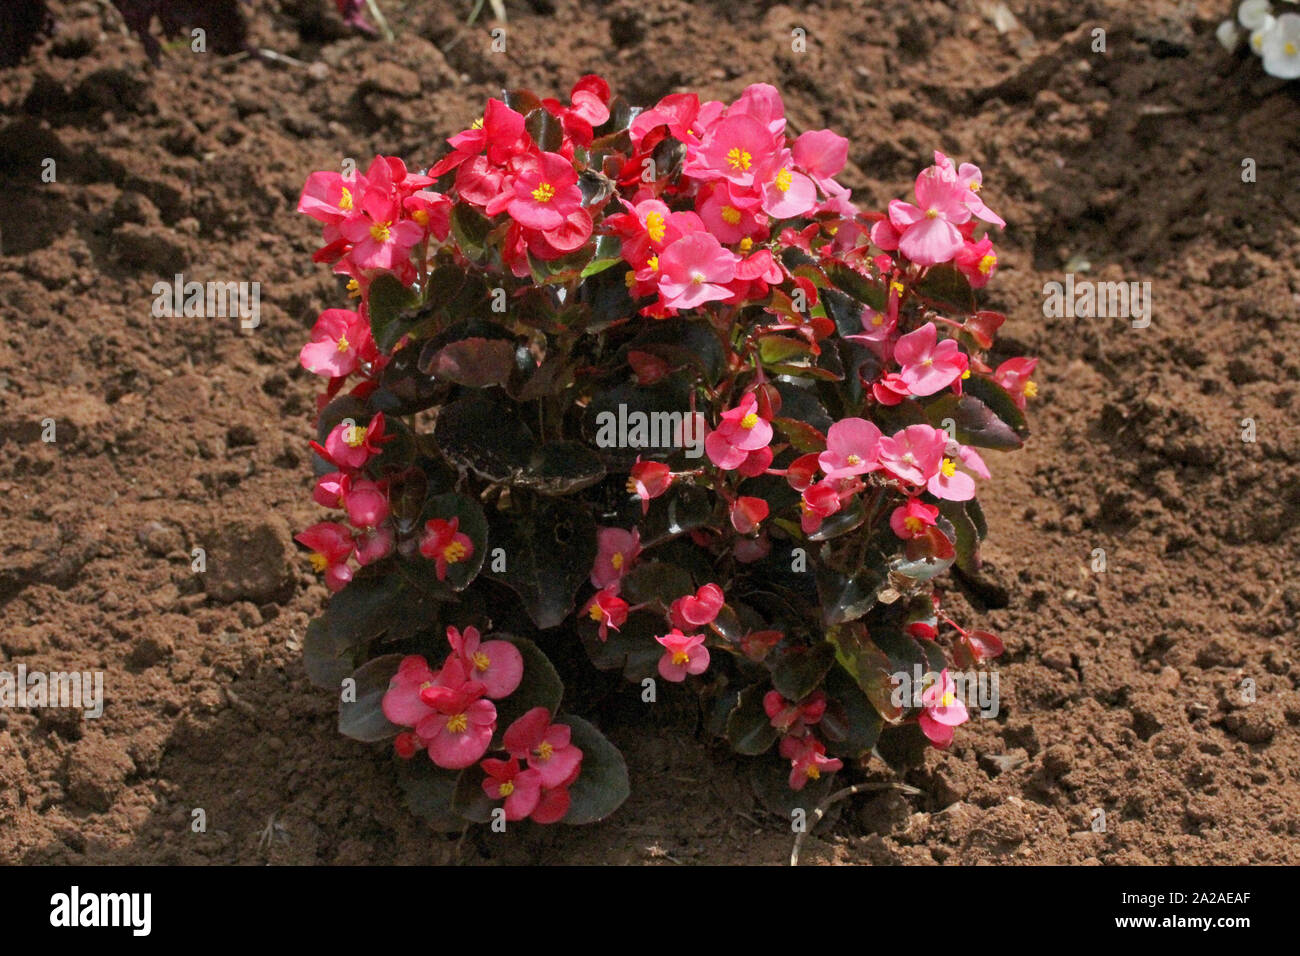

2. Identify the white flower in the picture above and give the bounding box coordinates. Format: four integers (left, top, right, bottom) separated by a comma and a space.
1239, 0, 1274, 30
1217, 18, 1241, 49
1250, 15, 1277, 55
1261, 12, 1300, 77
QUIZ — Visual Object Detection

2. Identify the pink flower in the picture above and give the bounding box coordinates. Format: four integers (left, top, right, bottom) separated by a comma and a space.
591, 527, 640, 589
759, 154, 818, 219
627, 459, 673, 514
503, 708, 584, 789
792, 129, 849, 192
301, 308, 373, 379
935, 151, 1005, 228
403, 190, 452, 242
799, 480, 843, 534
954, 235, 998, 289
343, 478, 388, 528
313, 471, 348, 509
691, 113, 775, 187
698, 183, 767, 245
705, 392, 772, 470
583, 587, 629, 641
818, 418, 882, 480
890, 499, 940, 539
480, 757, 543, 821
669, 583, 725, 629
872, 373, 910, 406
295, 522, 354, 592
419, 517, 474, 581
876, 424, 947, 487
298, 170, 365, 226
318, 412, 389, 471
353, 525, 394, 566
730, 496, 769, 534
414, 660, 496, 769
926, 440, 989, 502
340, 191, 424, 271
655, 629, 710, 682
887, 166, 972, 266
764, 690, 827, 735
393, 731, 420, 758
737, 446, 775, 478
918, 669, 969, 748
779, 735, 842, 790
893, 322, 967, 397
446, 625, 523, 699
657, 232, 739, 310
993, 357, 1039, 410
382, 655, 440, 728
504, 151, 581, 231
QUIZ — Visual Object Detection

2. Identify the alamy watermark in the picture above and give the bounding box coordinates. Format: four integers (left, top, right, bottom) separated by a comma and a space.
890, 665, 1000, 718
1042, 273, 1150, 328
593, 405, 706, 459
152, 273, 260, 330
0, 665, 103, 718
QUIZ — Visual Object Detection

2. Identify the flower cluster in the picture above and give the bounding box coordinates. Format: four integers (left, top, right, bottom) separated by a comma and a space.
1219, 1, 1300, 77
295, 79, 1035, 827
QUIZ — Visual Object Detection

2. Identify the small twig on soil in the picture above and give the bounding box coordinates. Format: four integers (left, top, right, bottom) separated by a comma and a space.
790, 781, 921, 867
225, 686, 258, 719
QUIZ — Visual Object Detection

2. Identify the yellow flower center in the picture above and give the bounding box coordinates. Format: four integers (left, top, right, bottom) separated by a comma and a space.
721, 205, 742, 226
961, 368, 971, 379
647, 255, 659, 272
1024, 380, 1039, 398
805, 764, 820, 780
346, 278, 361, 298
738, 237, 753, 253
344, 425, 367, 448
446, 713, 468, 734
940, 458, 957, 478
1287, 42, 1298, 56
671, 650, 690, 666
774, 168, 792, 192
845, 454, 861, 466
611, 552, 624, 571
472, 651, 491, 672
969, 182, 981, 193
369, 221, 392, 243
871, 313, 884, 327
740, 412, 759, 430
472, 117, 485, 129
645, 211, 666, 242
336, 333, 350, 353
308, 552, 328, 572
588, 602, 605, 621
413, 209, 429, 227
978, 253, 997, 275
532, 182, 556, 203
339, 187, 353, 211
537, 741, 555, 761
890, 281, 905, 295
625, 270, 637, 288
903, 516, 924, 534
726, 147, 752, 171
443, 541, 468, 564
498, 780, 514, 796
925, 208, 939, 219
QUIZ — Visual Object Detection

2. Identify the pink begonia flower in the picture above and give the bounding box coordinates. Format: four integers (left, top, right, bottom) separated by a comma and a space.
799, 480, 843, 534
993, 357, 1039, 410
627, 459, 673, 513
343, 478, 388, 528
503, 708, 584, 789
657, 232, 739, 310
300, 308, 372, 379
872, 373, 911, 406
503, 151, 582, 231
764, 690, 828, 736
319, 412, 389, 470
591, 526, 640, 589
732, 82, 788, 135
893, 322, 968, 397
340, 191, 424, 271
954, 236, 998, 289
353, 525, 394, 566
480, 757, 543, 821
759, 153, 818, 219
844, 304, 897, 348
530, 784, 574, 824
414, 660, 496, 769
890, 499, 941, 540
403, 190, 452, 242
583, 587, 628, 642
419, 517, 474, 581
669, 583, 725, 630
870, 217, 901, 252
382, 655, 440, 728
918, 669, 969, 748
737, 446, 774, 478
393, 731, 420, 759
818, 418, 883, 480
927, 439, 990, 502
731, 496, 769, 534
313, 471, 348, 509
887, 166, 972, 266
779, 734, 842, 790
691, 113, 775, 187
295, 522, 354, 592
446, 625, 523, 700
792, 129, 849, 193
298, 170, 366, 226
705, 392, 772, 470
934, 151, 1005, 228
656, 629, 710, 682
876, 424, 947, 487
698, 183, 767, 245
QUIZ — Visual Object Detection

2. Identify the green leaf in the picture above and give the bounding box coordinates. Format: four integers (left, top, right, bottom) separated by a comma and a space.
302, 616, 356, 690
490, 635, 564, 747
770, 641, 837, 701
926, 393, 1023, 450
421, 338, 517, 388
826, 623, 904, 724
939, 500, 980, 574
450, 763, 495, 824
963, 374, 1030, 442
396, 758, 467, 831
420, 492, 489, 591
759, 334, 814, 365
560, 715, 631, 825
725, 683, 781, 756
450, 204, 492, 264
821, 663, 883, 759
338, 653, 404, 742
367, 274, 421, 353
825, 262, 887, 311
579, 234, 624, 278
619, 560, 694, 606
916, 263, 976, 315
485, 497, 597, 629
772, 416, 827, 453
524, 108, 564, 152
815, 557, 887, 626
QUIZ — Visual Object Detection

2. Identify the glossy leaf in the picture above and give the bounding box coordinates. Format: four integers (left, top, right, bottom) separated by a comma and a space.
338, 653, 404, 742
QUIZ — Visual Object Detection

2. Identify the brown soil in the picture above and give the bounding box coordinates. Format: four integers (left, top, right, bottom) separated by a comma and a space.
1, 0, 1297, 866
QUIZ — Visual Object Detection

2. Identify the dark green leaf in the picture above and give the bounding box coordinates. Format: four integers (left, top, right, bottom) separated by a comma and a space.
725, 683, 781, 755
485, 497, 597, 629
916, 264, 976, 315
926, 393, 1023, 450
338, 653, 404, 742
303, 616, 356, 690
770, 641, 837, 701
489, 635, 564, 747
561, 715, 631, 825
396, 758, 466, 831
367, 273, 421, 353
